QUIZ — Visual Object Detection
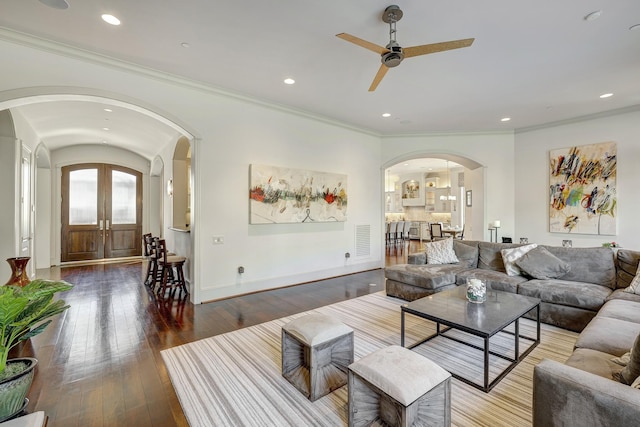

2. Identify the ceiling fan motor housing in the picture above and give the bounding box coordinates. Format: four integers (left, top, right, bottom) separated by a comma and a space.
382, 44, 404, 67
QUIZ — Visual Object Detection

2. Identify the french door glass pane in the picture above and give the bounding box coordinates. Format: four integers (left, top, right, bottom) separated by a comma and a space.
69, 169, 98, 225
112, 170, 137, 224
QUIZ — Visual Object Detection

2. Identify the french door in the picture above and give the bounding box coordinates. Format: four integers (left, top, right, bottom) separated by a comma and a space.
61, 163, 142, 262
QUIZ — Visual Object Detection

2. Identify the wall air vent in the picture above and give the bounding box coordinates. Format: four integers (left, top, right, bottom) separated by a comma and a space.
355, 225, 371, 257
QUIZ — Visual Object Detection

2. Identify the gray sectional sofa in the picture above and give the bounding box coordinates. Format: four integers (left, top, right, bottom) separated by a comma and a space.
385, 239, 640, 426
385, 239, 630, 332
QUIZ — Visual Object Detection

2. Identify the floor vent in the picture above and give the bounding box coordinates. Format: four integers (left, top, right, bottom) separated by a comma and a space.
355, 225, 371, 257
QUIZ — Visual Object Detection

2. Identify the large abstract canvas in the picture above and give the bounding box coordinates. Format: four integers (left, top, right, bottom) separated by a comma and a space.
549, 142, 617, 235
249, 164, 347, 224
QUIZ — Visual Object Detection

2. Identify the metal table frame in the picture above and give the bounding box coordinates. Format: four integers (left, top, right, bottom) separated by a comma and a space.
401, 298, 540, 393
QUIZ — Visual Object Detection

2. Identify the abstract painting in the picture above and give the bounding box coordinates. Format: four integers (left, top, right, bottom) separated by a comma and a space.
249, 164, 347, 224
549, 142, 616, 235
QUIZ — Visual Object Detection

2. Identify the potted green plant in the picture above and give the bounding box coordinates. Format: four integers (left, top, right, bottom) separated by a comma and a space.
0, 279, 73, 421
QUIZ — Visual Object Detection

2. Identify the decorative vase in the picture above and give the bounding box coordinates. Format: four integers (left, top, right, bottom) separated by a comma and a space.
466, 279, 486, 303
4, 257, 31, 287
0, 358, 37, 422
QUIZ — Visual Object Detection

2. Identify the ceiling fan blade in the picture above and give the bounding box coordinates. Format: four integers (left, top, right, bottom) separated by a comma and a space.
336, 33, 388, 55
369, 64, 389, 92
403, 38, 475, 58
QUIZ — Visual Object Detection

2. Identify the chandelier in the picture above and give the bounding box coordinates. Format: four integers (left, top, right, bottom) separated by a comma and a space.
439, 161, 457, 201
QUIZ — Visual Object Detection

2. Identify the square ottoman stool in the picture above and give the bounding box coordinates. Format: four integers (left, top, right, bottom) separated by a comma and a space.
348, 345, 451, 426
281, 313, 354, 401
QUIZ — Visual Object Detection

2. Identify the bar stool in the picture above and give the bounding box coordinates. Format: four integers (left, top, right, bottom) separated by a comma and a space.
142, 233, 157, 287
155, 238, 188, 297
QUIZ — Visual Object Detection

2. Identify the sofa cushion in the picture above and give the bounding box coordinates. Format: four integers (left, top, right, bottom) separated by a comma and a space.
598, 299, 640, 324
607, 289, 640, 304
384, 264, 463, 291
452, 240, 479, 268
575, 316, 640, 356
424, 238, 458, 264
618, 333, 640, 385
477, 241, 523, 273
543, 245, 616, 289
616, 249, 640, 289
501, 243, 538, 276
515, 246, 571, 279
517, 279, 610, 311
456, 269, 528, 294
565, 348, 624, 380
623, 265, 640, 295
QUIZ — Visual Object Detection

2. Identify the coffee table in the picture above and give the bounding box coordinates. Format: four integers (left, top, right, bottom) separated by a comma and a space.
401, 286, 541, 392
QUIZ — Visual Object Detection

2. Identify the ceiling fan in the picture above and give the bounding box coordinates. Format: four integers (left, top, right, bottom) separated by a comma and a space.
336, 5, 475, 91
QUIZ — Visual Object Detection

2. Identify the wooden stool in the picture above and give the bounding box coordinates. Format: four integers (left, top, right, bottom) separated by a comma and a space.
348, 345, 451, 426
155, 239, 188, 297
281, 313, 354, 401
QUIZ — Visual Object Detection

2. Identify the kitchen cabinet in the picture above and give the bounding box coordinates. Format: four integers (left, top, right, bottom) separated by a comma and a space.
426, 188, 451, 213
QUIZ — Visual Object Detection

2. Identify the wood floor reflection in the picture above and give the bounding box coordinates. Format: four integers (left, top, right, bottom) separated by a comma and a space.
11, 247, 424, 426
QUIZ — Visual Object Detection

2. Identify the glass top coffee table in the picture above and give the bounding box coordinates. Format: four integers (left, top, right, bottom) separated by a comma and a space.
401, 286, 541, 392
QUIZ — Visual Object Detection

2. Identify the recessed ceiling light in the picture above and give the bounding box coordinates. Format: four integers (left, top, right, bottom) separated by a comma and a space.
501, 117, 511, 122
403, 163, 409, 166
283, 78, 295, 85
101, 14, 121, 26
630, 24, 640, 31
382, 113, 391, 118
102, 140, 108, 144
584, 10, 603, 21
38, 0, 69, 10
103, 108, 112, 112
103, 127, 110, 131
600, 93, 613, 98
181, 42, 190, 48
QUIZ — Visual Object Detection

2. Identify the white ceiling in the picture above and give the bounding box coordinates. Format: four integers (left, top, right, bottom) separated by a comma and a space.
2, 0, 640, 160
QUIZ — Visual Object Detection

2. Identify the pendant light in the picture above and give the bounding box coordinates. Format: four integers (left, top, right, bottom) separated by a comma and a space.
439, 161, 457, 201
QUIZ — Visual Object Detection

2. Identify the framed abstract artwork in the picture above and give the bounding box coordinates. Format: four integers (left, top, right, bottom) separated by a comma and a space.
249, 164, 347, 224
549, 141, 617, 235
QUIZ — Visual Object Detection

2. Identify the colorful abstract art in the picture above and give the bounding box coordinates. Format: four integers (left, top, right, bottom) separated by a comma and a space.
249, 164, 347, 224
549, 142, 617, 235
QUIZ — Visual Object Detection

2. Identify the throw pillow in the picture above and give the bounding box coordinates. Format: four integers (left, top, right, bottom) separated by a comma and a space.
425, 238, 459, 265
624, 264, 640, 295
501, 244, 538, 276
612, 352, 631, 366
514, 246, 571, 280
618, 333, 640, 385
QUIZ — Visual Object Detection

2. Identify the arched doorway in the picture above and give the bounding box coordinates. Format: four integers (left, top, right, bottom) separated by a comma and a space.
383, 154, 485, 264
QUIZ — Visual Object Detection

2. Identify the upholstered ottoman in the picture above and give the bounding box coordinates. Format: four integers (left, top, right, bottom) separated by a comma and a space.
281, 313, 354, 401
348, 345, 451, 426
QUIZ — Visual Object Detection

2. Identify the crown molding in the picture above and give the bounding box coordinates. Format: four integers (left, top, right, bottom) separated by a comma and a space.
515, 104, 640, 134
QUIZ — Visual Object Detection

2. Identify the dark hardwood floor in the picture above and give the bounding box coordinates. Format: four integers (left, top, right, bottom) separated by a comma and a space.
12, 239, 421, 426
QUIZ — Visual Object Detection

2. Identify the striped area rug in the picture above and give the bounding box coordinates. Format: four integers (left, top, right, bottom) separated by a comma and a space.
161, 292, 577, 426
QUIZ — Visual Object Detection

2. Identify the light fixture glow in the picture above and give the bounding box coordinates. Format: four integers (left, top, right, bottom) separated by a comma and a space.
167, 179, 173, 197
103, 127, 110, 131
382, 113, 391, 118
600, 93, 613, 98
584, 10, 603, 21
181, 42, 190, 48
101, 14, 121, 26
103, 108, 112, 112
38, 0, 69, 10
283, 78, 295, 85
501, 117, 511, 122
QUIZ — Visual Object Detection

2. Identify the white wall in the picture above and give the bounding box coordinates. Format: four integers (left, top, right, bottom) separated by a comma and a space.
381, 133, 516, 242
514, 110, 640, 248
0, 37, 383, 303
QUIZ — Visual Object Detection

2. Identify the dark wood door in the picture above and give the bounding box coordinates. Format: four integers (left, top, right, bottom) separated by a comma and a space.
61, 164, 142, 262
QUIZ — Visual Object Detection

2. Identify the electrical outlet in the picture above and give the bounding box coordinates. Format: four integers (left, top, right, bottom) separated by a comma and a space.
238, 266, 244, 274
212, 235, 224, 244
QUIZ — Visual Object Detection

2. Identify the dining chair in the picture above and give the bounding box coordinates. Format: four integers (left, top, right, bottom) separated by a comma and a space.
456, 225, 465, 240
155, 238, 189, 297
143, 233, 158, 287
430, 223, 445, 240
388, 222, 398, 245
402, 221, 412, 241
